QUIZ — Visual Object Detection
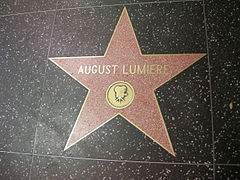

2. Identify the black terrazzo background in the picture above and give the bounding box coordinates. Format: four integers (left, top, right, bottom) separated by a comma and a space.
0, 152, 31, 180
216, 165, 240, 180
127, 2, 206, 54
206, 0, 240, 165
0, 0, 239, 179
0, 0, 58, 15
0, 12, 54, 153
49, 7, 122, 57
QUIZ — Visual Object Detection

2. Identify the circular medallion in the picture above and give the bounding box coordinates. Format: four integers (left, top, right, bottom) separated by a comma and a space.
106, 81, 135, 109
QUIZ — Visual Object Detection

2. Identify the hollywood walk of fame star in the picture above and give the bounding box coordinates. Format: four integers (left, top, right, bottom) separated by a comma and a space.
49, 8, 206, 156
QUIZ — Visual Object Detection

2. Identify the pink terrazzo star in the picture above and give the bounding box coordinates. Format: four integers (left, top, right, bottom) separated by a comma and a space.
50, 8, 206, 156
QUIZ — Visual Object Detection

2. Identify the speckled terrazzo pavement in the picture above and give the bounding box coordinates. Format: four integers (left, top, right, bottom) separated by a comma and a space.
0, 0, 239, 179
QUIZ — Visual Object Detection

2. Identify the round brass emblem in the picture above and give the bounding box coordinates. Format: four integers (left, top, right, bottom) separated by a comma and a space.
106, 81, 135, 109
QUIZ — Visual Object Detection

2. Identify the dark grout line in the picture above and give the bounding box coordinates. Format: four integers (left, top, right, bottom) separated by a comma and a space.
0, 150, 32, 156
169, 0, 202, 2
202, 0, 215, 180
33, 153, 214, 166
0, 150, 213, 166
28, 125, 39, 180
0, 9, 56, 18
56, 1, 162, 12
215, 164, 240, 167
0, 0, 203, 18
0, 1, 158, 18
2, 149, 240, 167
